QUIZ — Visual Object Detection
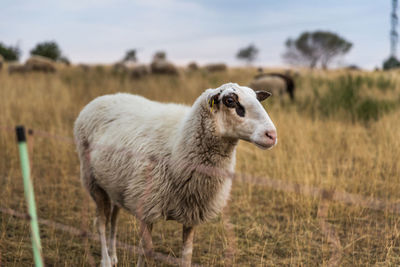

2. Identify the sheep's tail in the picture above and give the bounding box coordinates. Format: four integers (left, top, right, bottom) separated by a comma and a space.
73, 119, 97, 193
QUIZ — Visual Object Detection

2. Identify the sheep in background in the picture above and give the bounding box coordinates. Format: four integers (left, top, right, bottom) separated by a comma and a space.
8, 64, 28, 74
113, 61, 150, 78
204, 63, 227, 72
112, 62, 128, 74
74, 83, 277, 267
130, 64, 150, 79
150, 51, 178, 75
25, 55, 56, 73
249, 72, 296, 101
187, 61, 199, 71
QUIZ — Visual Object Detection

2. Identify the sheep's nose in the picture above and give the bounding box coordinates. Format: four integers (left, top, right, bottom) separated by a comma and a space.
265, 130, 277, 144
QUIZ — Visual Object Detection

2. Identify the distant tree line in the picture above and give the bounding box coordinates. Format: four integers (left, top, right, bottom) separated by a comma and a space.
9, 30, 399, 71
0, 41, 69, 64
236, 31, 353, 70
0, 31, 355, 70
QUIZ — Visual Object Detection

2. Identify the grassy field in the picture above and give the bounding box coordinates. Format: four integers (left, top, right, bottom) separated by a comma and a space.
1, 66, 400, 266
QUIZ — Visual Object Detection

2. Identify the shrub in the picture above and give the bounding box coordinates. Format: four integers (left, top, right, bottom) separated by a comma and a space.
30, 41, 62, 61
0, 42, 20, 61
375, 75, 394, 91
123, 49, 137, 63
355, 98, 395, 122
383, 56, 400, 70
301, 75, 398, 123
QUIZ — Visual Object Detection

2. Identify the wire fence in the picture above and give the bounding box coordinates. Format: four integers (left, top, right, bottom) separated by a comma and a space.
1, 124, 399, 266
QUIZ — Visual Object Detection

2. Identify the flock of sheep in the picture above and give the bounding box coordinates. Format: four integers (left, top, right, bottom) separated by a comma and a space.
0, 52, 297, 101
112, 53, 297, 101
112, 51, 228, 78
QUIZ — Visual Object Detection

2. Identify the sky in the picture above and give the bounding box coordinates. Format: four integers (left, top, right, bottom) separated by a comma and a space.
0, 0, 392, 69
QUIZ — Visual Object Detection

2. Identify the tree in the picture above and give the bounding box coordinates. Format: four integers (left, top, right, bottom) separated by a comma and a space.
30, 41, 62, 61
123, 49, 137, 63
236, 44, 259, 64
383, 56, 400, 70
283, 31, 352, 69
0, 42, 20, 61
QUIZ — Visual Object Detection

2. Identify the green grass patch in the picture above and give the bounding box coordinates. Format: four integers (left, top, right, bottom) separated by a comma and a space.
298, 75, 398, 123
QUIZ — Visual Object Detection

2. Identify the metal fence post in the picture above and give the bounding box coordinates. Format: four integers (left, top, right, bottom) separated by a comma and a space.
16, 126, 44, 267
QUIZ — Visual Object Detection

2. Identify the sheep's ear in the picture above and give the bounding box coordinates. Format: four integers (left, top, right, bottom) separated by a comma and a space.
256, 91, 272, 102
208, 93, 220, 110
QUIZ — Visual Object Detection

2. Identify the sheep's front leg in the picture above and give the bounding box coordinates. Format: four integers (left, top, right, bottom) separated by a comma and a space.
96, 216, 111, 267
137, 221, 153, 267
182, 225, 195, 267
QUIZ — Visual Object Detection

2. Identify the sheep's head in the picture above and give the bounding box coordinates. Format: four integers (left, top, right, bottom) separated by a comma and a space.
206, 83, 277, 149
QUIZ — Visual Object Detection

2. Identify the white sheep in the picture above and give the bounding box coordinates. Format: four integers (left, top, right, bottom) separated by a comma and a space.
73, 83, 277, 267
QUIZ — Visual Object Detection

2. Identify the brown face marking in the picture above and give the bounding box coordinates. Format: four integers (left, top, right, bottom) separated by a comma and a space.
222, 93, 246, 117
235, 103, 245, 117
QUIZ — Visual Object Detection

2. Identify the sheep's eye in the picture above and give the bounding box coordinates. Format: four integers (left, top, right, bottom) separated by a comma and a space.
223, 96, 236, 108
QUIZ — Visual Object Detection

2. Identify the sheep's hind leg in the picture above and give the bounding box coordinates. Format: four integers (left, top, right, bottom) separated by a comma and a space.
91, 184, 112, 267
182, 225, 195, 267
137, 221, 153, 267
109, 204, 120, 266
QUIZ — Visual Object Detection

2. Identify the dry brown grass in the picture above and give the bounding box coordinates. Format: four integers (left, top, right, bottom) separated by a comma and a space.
1, 67, 400, 266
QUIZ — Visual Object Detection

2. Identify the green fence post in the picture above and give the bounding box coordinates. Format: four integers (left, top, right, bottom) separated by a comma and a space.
16, 126, 44, 267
